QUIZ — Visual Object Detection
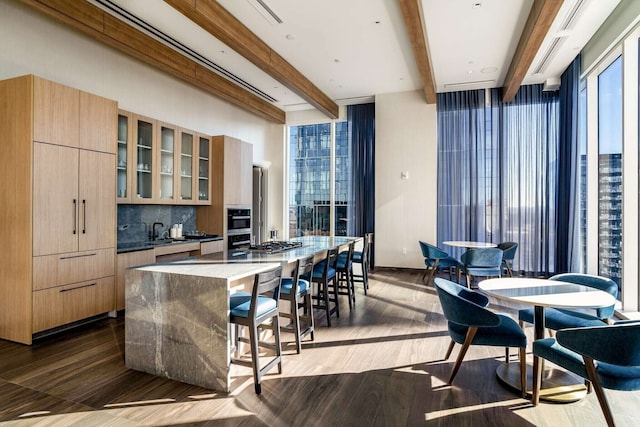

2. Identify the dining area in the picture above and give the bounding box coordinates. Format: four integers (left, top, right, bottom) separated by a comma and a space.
4, 263, 640, 426
420, 238, 640, 427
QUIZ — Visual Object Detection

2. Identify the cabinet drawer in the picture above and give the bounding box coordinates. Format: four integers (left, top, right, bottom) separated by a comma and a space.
32, 276, 115, 333
200, 240, 223, 255
33, 248, 115, 291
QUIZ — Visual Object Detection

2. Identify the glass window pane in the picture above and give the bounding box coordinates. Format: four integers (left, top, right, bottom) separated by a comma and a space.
597, 56, 623, 297
334, 121, 351, 236
289, 124, 332, 237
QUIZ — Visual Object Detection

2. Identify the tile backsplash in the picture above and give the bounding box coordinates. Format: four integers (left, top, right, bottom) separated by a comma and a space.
117, 205, 196, 243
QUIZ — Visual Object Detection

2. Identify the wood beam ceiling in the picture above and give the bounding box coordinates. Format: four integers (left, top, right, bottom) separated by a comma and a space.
502, 0, 563, 102
398, 0, 437, 104
19, 0, 286, 123
164, 0, 339, 119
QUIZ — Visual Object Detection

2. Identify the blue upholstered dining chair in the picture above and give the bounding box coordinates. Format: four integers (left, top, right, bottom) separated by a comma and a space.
229, 265, 283, 394
336, 242, 356, 309
279, 255, 315, 354
532, 323, 640, 427
496, 242, 518, 277
352, 233, 373, 295
519, 273, 618, 333
419, 241, 460, 285
304, 247, 340, 327
459, 247, 503, 288
434, 278, 527, 395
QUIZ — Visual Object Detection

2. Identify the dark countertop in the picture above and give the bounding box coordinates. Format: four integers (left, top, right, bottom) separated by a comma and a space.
117, 236, 222, 254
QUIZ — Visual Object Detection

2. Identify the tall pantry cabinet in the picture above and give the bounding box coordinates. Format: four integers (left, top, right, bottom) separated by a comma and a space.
0, 75, 116, 344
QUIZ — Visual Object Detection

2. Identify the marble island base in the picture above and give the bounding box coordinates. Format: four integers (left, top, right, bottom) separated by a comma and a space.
125, 262, 280, 391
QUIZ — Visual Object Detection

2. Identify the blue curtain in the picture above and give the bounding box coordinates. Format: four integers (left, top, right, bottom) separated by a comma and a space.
436, 89, 488, 260
437, 85, 560, 276
556, 55, 581, 273
347, 103, 375, 264
492, 85, 559, 275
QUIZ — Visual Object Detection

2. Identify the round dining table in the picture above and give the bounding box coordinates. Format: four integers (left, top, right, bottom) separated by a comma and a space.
478, 277, 616, 402
442, 240, 497, 249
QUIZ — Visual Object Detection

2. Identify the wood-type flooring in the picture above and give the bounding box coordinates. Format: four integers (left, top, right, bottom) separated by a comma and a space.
1, 268, 639, 426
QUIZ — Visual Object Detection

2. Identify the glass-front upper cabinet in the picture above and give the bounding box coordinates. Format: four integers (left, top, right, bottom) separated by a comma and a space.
179, 129, 195, 203
132, 115, 154, 201
116, 111, 132, 202
159, 123, 175, 201
198, 135, 211, 204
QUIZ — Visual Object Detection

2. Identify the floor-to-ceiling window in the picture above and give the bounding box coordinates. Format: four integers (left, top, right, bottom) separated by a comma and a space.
288, 121, 351, 237
597, 56, 623, 295
583, 19, 640, 313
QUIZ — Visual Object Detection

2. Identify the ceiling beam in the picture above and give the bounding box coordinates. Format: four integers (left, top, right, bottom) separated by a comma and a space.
164, 0, 339, 119
18, 0, 286, 123
398, 0, 437, 104
502, 0, 563, 102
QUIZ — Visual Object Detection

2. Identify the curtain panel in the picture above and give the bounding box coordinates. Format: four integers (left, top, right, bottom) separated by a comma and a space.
556, 55, 582, 273
347, 103, 375, 265
437, 86, 561, 276
436, 89, 488, 260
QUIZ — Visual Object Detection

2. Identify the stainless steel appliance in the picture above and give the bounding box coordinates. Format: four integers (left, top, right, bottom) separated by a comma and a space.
227, 208, 251, 249
248, 240, 303, 254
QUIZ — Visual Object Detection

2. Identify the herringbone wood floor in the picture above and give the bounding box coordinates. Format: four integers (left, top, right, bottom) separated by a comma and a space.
1, 268, 638, 426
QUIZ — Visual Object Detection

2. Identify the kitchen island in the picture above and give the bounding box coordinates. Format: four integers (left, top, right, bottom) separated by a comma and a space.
125, 235, 361, 391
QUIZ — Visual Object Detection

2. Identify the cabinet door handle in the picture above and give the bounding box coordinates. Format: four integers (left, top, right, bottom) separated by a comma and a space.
82, 199, 86, 234
59, 253, 97, 260
72, 199, 77, 235
60, 282, 96, 293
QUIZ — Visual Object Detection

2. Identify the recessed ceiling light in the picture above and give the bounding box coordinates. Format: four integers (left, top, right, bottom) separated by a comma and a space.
473, 2, 482, 8
468, 70, 474, 74
334, 59, 341, 63
285, 34, 296, 40
481, 67, 498, 74
374, 20, 381, 24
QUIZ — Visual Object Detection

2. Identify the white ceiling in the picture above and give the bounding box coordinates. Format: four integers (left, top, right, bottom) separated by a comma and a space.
99, 0, 621, 113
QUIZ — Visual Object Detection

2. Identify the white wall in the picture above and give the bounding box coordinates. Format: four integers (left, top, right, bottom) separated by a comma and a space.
0, 1, 285, 223
375, 91, 438, 269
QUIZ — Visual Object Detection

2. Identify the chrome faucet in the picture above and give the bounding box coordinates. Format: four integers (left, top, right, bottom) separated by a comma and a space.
152, 222, 164, 240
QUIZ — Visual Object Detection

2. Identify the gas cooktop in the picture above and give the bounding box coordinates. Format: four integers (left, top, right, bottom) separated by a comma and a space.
248, 241, 303, 254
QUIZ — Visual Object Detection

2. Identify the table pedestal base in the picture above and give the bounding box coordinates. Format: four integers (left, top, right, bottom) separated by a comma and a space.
496, 362, 587, 403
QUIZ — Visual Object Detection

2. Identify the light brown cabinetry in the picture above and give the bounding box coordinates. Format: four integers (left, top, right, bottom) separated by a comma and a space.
0, 75, 116, 344
197, 135, 212, 204
197, 136, 253, 238
33, 277, 115, 333
118, 112, 212, 205
33, 144, 115, 256
117, 110, 134, 202
200, 240, 224, 255
212, 135, 253, 206
116, 249, 154, 311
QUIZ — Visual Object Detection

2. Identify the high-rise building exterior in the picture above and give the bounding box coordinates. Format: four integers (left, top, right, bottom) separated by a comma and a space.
598, 152, 622, 293
289, 122, 351, 237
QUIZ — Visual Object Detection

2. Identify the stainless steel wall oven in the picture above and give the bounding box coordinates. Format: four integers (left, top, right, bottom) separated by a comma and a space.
227, 208, 251, 249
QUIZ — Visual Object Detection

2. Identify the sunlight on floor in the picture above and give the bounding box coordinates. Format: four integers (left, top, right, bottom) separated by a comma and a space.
425, 397, 527, 421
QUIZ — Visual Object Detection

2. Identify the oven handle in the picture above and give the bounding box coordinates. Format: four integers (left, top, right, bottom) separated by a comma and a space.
230, 215, 251, 220
228, 229, 252, 236
230, 239, 251, 247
